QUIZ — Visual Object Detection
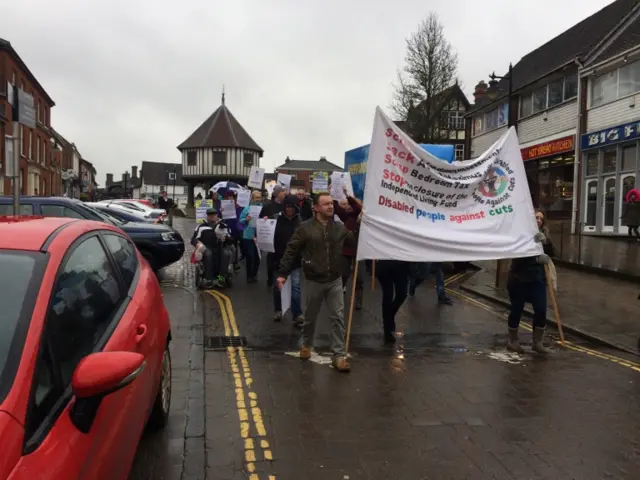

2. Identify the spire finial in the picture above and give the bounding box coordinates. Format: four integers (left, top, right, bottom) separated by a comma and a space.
222, 85, 225, 105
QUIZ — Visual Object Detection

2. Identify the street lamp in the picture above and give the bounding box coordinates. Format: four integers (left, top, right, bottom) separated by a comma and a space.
488, 63, 514, 289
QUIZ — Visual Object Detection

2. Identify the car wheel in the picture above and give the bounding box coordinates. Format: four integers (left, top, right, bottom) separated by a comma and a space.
148, 345, 171, 429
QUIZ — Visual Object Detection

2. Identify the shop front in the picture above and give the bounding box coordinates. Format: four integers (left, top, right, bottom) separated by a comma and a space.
520, 135, 575, 221
581, 120, 640, 235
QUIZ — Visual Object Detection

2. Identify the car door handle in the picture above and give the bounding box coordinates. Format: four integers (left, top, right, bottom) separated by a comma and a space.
135, 324, 148, 343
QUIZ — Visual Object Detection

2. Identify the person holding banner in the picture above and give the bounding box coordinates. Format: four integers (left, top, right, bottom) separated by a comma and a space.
507, 210, 556, 354
271, 195, 304, 325
260, 185, 286, 287
276, 193, 358, 373
239, 190, 263, 283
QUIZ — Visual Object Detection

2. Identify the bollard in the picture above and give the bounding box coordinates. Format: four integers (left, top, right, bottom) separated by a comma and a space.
167, 208, 174, 227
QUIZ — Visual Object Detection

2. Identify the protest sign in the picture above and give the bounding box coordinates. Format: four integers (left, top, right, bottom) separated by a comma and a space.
256, 218, 276, 252
356, 107, 541, 262
311, 171, 329, 193
237, 190, 251, 207
195, 199, 213, 224
220, 200, 237, 220
330, 172, 355, 200
248, 167, 265, 189
277, 173, 291, 190
265, 180, 277, 197
280, 277, 292, 314
248, 205, 262, 227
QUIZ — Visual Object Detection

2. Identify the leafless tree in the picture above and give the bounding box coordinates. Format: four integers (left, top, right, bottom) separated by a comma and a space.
391, 13, 459, 142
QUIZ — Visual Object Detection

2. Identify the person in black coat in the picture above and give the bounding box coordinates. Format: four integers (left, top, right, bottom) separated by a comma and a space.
260, 185, 287, 286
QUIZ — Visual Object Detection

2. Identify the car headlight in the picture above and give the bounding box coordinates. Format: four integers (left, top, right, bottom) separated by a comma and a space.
161, 232, 177, 241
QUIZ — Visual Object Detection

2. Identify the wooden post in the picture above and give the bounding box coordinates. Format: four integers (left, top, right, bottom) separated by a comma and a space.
544, 264, 565, 344
345, 261, 360, 354
371, 260, 376, 291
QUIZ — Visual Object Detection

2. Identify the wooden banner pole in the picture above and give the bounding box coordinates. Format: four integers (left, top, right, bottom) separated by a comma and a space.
371, 260, 376, 291
345, 261, 360, 354
544, 264, 565, 344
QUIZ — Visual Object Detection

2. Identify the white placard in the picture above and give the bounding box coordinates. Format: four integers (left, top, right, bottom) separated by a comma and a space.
280, 276, 292, 314
220, 200, 237, 220
248, 167, 265, 189
330, 172, 354, 200
256, 218, 276, 253
249, 205, 262, 227
356, 107, 542, 262
237, 190, 251, 208
277, 173, 292, 190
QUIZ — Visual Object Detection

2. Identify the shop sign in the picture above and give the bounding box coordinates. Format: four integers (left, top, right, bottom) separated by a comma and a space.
581, 120, 640, 150
521, 135, 574, 161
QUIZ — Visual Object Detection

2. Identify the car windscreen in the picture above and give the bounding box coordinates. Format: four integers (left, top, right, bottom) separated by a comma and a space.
0, 251, 45, 403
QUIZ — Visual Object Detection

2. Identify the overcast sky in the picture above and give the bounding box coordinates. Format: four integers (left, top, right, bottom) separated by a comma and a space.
5, 0, 615, 184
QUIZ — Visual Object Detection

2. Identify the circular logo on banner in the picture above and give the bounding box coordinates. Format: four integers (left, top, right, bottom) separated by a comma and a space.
478, 166, 509, 198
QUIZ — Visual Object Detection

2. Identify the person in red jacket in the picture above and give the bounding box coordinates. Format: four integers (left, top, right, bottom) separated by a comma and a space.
333, 187, 363, 310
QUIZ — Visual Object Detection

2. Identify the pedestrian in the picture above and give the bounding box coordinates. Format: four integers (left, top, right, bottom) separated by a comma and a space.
260, 185, 286, 287
621, 188, 640, 242
157, 191, 169, 212
271, 195, 304, 325
277, 193, 358, 372
506, 209, 556, 354
295, 188, 314, 221
408, 262, 453, 305
191, 208, 232, 288
333, 186, 364, 309
239, 190, 262, 283
375, 260, 411, 344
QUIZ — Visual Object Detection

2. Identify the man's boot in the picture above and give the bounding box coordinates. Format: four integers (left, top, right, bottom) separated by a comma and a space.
532, 327, 549, 355
507, 327, 524, 354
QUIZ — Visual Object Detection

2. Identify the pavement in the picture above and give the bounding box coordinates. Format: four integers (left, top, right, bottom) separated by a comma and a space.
129, 218, 640, 480
462, 261, 640, 355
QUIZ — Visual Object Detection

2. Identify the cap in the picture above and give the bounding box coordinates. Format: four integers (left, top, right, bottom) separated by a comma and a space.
283, 195, 298, 208
206, 208, 218, 215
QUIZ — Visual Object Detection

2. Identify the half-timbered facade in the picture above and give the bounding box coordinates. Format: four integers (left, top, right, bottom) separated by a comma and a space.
177, 94, 263, 206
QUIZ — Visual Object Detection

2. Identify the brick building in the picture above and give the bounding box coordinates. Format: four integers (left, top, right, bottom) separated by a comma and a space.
0, 38, 58, 196
274, 156, 343, 193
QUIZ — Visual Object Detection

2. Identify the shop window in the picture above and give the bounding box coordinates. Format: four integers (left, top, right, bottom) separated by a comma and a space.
622, 145, 637, 172
602, 149, 617, 174
585, 152, 598, 176
547, 157, 574, 214
532, 87, 547, 114
548, 79, 564, 107
585, 179, 598, 227
591, 71, 618, 107
622, 175, 636, 202
603, 177, 616, 228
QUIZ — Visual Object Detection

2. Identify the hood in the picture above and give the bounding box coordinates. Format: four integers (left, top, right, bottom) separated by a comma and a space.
120, 222, 176, 233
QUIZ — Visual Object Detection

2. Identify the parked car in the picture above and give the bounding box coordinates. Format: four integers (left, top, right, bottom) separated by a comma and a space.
0, 216, 171, 479
0, 197, 184, 271
85, 202, 159, 224
99, 200, 167, 219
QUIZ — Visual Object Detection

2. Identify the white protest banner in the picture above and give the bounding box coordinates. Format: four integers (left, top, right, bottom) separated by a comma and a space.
356, 107, 541, 262
330, 171, 355, 200
280, 277, 292, 314
256, 218, 276, 253
248, 205, 262, 227
311, 171, 329, 193
248, 167, 265, 189
220, 200, 237, 220
237, 190, 251, 208
277, 173, 292, 190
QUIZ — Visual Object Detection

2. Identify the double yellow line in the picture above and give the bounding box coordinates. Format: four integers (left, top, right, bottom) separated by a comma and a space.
206, 290, 276, 480
444, 280, 640, 373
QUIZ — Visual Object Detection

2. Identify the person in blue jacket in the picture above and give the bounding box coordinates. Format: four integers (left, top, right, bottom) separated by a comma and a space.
239, 190, 263, 283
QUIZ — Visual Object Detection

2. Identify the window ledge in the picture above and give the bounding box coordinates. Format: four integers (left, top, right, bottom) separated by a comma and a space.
588, 91, 640, 110
471, 125, 507, 139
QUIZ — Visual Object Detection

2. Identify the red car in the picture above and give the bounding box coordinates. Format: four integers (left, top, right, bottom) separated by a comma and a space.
0, 216, 172, 480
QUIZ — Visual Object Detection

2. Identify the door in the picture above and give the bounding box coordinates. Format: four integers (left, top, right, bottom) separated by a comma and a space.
620, 174, 637, 231
13, 234, 140, 480
583, 179, 598, 233
601, 176, 616, 233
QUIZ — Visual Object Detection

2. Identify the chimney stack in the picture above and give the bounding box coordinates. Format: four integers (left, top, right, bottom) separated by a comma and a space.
131, 166, 138, 178
473, 80, 488, 103
285, 156, 291, 163
106, 173, 114, 185
320, 156, 327, 161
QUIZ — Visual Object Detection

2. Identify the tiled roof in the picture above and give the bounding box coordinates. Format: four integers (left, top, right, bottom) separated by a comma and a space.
0, 37, 55, 106
589, 10, 640, 65
140, 161, 188, 187
275, 157, 343, 172
468, 0, 639, 114
177, 99, 263, 153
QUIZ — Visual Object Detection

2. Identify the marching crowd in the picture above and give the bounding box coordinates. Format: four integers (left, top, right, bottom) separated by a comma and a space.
190, 184, 559, 373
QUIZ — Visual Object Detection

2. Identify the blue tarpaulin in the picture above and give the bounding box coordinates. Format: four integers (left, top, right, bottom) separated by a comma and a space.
344, 143, 455, 200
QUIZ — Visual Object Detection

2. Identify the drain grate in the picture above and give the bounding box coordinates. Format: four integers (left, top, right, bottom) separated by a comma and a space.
205, 336, 248, 350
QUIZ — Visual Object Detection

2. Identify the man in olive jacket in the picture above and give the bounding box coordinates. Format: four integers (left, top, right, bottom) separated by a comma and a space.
277, 193, 358, 372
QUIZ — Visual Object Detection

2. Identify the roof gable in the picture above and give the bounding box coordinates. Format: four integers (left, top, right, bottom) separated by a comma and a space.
275, 158, 343, 172
177, 101, 263, 153
0, 38, 55, 106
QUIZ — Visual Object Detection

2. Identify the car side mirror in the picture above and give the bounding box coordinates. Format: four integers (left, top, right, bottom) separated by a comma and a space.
70, 352, 145, 433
